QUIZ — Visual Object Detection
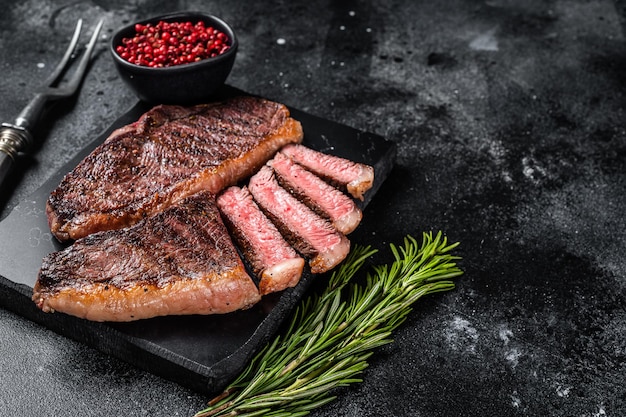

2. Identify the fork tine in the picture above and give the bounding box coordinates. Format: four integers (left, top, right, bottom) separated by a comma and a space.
13, 19, 103, 131
60, 19, 104, 96
43, 19, 83, 87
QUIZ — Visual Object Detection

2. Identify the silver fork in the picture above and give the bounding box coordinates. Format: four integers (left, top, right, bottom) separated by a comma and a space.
0, 18, 104, 190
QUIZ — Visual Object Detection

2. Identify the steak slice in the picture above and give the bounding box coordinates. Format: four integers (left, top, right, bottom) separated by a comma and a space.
33, 191, 261, 322
269, 152, 362, 234
248, 165, 350, 274
217, 186, 305, 295
280, 144, 374, 200
47, 96, 303, 242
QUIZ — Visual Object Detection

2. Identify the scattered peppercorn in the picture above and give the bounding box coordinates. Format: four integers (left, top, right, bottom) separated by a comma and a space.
116, 20, 231, 67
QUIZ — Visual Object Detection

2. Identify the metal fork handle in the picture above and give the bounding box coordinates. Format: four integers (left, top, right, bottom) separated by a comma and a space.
14, 93, 47, 132
0, 152, 13, 189
0, 18, 103, 191
0, 124, 32, 189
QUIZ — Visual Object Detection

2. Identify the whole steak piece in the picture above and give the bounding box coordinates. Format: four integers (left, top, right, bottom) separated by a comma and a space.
33, 191, 261, 322
47, 96, 303, 242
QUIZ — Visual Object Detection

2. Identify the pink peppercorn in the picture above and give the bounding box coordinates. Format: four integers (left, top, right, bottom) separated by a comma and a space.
116, 20, 230, 67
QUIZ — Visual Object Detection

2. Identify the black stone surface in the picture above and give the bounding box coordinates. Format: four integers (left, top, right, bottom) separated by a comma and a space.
1, 1, 625, 416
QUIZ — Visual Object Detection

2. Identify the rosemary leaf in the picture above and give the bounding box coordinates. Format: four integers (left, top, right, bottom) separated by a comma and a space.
195, 232, 463, 417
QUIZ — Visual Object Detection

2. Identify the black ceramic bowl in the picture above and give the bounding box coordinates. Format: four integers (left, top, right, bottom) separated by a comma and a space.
110, 12, 238, 104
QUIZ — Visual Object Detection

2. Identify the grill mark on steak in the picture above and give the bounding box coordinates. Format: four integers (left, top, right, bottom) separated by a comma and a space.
33, 191, 261, 322
47, 96, 303, 242
217, 186, 305, 295
269, 152, 363, 235
248, 165, 350, 274
280, 144, 374, 201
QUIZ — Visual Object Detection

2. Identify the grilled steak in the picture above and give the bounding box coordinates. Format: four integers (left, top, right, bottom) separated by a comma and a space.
47, 96, 303, 242
33, 191, 260, 322
34, 97, 379, 321
217, 186, 305, 295
269, 152, 362, 234
280, 144, 374, 200
248, 165, 350, 274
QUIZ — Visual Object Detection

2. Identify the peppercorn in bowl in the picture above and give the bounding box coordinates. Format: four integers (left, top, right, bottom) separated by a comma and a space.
110, 11, 238, 104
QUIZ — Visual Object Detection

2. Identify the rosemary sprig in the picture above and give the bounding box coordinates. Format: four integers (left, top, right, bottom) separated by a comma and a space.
195, 232, 463, 417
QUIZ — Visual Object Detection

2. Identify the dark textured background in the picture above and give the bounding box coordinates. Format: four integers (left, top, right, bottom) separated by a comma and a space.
1, 0, 625, 416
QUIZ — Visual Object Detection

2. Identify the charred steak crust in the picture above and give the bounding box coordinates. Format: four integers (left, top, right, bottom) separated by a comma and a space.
47, 96, 303, 242
34, 191, 261, 322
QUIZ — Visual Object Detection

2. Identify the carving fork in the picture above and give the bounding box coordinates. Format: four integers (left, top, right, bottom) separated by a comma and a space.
0, 19, 104, 190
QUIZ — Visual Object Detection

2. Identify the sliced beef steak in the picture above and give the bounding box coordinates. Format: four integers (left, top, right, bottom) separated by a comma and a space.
269, 152, 362, 234
280, 144, 374, 200
248, 165, 350, 274
47, 96, 303, 242
33, 191, 260, 322
217, 186, 305, 295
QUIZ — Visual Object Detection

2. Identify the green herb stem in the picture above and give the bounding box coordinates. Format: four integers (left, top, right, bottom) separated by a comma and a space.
195, 232, 463, 417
